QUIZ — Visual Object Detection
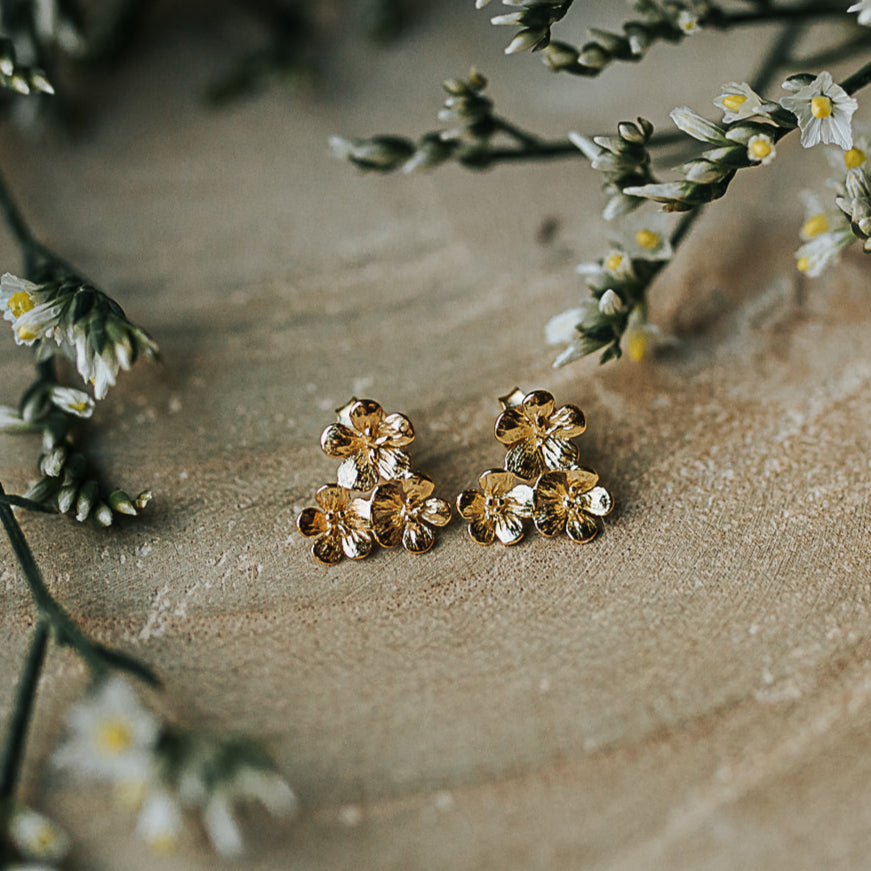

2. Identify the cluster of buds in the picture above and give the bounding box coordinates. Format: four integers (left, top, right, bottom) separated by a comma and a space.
1, 273, 158, 400
0, 36, 53, 96
569, 118, 657, 220
53, 677, 296, 858
477, 0, 573, 54
483, 0, 716, 73
329, 70, 505, 173
835, 165, 871, 250
547, 211, 674, 365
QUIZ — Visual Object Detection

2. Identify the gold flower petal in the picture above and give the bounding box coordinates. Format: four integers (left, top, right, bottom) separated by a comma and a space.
370, 483, 405, 547
403, 521, 435, 554
349, 399, 384, 434
320, 423, 360, 459
469, 516, 496, 545
505, 441, 542, 480
550, 403, 586, 438
401, 473, 435, 504
541, 436, 580, 471
297, 507, 326, 538
315, 484, 351, 512
564, 467, 599, 492
498, 387, 526, 410
381, 413, 415, 446
566, 513, 599, 543
495, 514, 525, 545
313, 533, 344, 564
521, 390, 555, 420
534, 507, 565, 537
533, 470, 568, 506
421, 497, 452, 527
494, 407, 529, 446
506, 483, 534, 517
337, 454, 379, 491
377, 446, 412, 482
349, 496, 372, 524
342, 528, 374, 560
582, 485, 613, 517
479, 469, 520, 497
457, 489, 485, 519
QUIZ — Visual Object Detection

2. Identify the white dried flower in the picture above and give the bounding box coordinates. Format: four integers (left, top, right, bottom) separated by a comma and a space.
779, 71, 858, 150
623, 306, 659, 362
746, 133, 777, 165
848, 1, 871, 26
798, 190, 845, 241
7, 807, 70, 863
794, 225, 855, 276
676, 11, 700, 34
669, 106, 728, 145
714, 82, 773, 124
54, 676, 160, 785
598, 289, 625, 316
48, 385, 95, 418
136, 788, 184, 855
545, 305, 591, 345
617, 211, 674, 261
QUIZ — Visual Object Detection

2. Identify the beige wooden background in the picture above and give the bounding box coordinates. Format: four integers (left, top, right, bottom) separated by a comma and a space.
2, 2, 871, 869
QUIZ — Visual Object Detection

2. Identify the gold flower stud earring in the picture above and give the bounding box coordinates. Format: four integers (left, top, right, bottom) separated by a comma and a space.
298, 398, 451, 563
457, 388, 613, 546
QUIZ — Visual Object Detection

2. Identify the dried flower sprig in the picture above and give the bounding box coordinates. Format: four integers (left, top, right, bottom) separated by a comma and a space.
0, 37, 53, 96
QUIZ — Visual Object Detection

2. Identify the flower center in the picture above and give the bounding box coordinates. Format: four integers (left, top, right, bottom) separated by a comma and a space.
7, 290, 34, 318
796, 256, 810, 273
634, 229, 660, 251
484, 494, 505, 518
722, 94, 747, 112
844, 147, 866, 169
810, 95, 832, 119
604, 252, 624, 272
802, 212, 828, 238
96, 717, 134, 756
748, 137, 773, 161
627, 329, 648, 362
16, 324, 39, 341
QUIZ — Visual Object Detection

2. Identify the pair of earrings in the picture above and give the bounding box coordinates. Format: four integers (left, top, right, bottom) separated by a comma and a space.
296, 389, 613, 565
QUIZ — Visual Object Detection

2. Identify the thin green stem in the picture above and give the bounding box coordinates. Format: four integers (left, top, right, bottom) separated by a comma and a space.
0, 494, 57, 513
0, 619, 49, 815
842, 59, 871, 95
0, 483, 159, 686
713, 2, 848, 26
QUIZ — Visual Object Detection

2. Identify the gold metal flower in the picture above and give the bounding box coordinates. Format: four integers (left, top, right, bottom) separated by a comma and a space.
532, 468, 613, 543
456, 469, 533, 546
297, 484, 374, 564
370, 473, 452, 554
494, 389, 586, 479
321, 398, 414, 491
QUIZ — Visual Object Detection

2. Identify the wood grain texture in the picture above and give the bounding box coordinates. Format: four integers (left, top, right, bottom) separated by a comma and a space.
1, 4, 870, 869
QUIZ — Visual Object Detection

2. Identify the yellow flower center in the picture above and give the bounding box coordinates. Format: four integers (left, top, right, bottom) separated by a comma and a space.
7, 290, 34, 318
722, 94, 747, 112
634, 229, 660, 251
627, 330, 648, 362
844, 147, 866, 169
71, 399, 90, 412
96, 717, 134, 756
749, 138, 773, 161
796, 256, 810, 273
31, 823, 59, 855
604, 252, 624, 272
802, 212, 828, 238
16, 325, 39, 341
148, 832, 179, 856
114, 778, 148, 810
810, 95, 833, 119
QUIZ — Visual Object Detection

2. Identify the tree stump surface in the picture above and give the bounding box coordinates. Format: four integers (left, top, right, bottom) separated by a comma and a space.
1, 6, 870, 869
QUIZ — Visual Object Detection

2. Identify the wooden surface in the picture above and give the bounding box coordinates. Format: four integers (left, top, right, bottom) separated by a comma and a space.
2, 4, 871, 869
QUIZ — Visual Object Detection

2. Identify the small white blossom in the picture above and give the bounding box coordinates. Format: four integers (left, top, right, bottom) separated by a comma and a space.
670, 106, 728, 144
794, 225, 856, 276
798, 189, 845, 241
623, 306, 659, 362
746, 133, 777, 165
136, 788, 184, 855
825, 127, 870, 175
545, 305, 592, 345
7, 807, 70, 863
676, 11, 700, 34
48, 385, 95, 418
616, 211, 674, 261
779, 71, 858, 150
54, 676, 160, 785
848, 1, 871, 25
714, 82, 773, 123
